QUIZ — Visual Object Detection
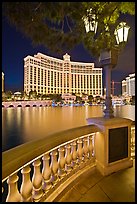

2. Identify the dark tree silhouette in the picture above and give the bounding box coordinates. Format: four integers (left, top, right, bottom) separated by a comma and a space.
2, 2, 135, 56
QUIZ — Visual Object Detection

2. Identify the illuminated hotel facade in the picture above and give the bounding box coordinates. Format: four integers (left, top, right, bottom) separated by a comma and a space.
122, 73, 135, 96
24, 53, 103, 96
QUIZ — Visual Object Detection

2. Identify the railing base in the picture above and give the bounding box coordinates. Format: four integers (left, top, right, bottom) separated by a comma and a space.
41, 160, 96, 202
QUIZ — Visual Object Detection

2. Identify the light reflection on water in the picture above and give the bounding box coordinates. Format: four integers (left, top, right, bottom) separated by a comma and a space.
2, 105, 135, 152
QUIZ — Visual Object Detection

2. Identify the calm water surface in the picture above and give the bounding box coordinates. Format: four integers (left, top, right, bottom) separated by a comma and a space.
2, 105, 135, 152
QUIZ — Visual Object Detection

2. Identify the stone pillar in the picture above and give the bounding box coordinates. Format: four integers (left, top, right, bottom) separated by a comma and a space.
87, 117, 133, 176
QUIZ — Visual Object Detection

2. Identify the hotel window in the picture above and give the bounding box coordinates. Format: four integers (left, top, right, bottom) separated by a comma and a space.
99, 75, 101, 87
80, 75, 83, 88
58, 72, 60, 87
51, 71, 53, 86
74, 75, 76, 88
45, 70, 47, 83
38, 68, 40, 85
61, 73, 63, 87
93, 75, 95, 88
87, 75, 89, 88
48, 70, 50, 86
54, 72, 56, 87
71, 75, 73, 88
30, 66, 33, 84
90, 75, 92, 88
64, 74, 66, 88
84, 75, 86, 88
67, 73, 69, 87
41, 69, 43, 85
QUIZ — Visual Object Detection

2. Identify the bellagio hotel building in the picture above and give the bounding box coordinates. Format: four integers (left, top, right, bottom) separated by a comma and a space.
24, 52, 103, 96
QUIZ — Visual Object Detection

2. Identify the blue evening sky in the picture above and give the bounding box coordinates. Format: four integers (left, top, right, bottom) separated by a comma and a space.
2, 14, 135, 95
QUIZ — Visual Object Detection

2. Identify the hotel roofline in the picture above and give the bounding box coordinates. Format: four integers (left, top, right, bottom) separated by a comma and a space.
24, 52, 100, 68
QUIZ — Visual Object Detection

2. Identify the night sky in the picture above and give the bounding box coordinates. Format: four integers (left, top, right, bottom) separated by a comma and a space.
2, 14, 135, 95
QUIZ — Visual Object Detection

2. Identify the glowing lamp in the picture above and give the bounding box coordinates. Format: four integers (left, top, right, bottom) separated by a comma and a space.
114, 22, 130, 44
83, 8, 98, 33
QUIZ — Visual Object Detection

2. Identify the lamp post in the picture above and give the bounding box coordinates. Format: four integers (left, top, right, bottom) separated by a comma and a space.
85, 14, 133, 176
83, 13, 130, 118
100, 22, 130, 118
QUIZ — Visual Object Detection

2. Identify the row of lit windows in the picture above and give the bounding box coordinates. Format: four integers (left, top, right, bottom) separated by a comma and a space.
26, 66, 102, 77
25, 85, 102, 95
25, 74, 101, 91
25, 63, 102, 74
28, 78, 101, 88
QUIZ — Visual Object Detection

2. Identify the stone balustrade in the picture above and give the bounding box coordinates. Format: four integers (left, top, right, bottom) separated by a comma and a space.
131, 124, 135, 158
2, 122, 135, 202
2, 125, 99, 202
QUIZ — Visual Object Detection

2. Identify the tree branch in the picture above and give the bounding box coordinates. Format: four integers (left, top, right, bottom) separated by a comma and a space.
108, 6, 118, 22
34, 2, 42, 11
61, 18, 64, 32
65, 16, 72, 32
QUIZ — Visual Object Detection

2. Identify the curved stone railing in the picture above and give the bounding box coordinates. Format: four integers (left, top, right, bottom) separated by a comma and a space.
2, 122, 135, 202
2, 100, 52, 108
2, 124, 100, 202
131, 122, 135, 158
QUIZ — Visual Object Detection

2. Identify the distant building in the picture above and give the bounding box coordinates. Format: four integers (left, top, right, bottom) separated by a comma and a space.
122, 73, 135, 96
2, 72, 4, 92
14, 92, 22, 100
24, 53, 103, 96
61, 93, 76, 104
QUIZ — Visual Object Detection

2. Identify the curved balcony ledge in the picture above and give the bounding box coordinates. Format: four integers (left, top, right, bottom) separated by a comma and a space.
2, 124, 100, 181
2, 121, 135, 202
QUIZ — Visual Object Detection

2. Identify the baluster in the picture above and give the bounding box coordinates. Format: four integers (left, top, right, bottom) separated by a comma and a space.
88, 135, 94, 158
58, 146, 66, 178
131, 128, 135, 157
32, 159, 43, 202
83, 137, 89, 161
20, 165, 33, 202
131, 128, 135, 146
50, 150, 59, 186
65, 144, 72, 173
77, 138, 83, 164
2, 186, 5, 201
6, 173, 22, 202
42, 153, 52, 192
71, 140, 78, 168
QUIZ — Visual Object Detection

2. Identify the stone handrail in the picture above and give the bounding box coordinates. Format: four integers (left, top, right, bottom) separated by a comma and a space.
2, 122, 135, 202
2, 124, 100, 202
2, 124, 99, 181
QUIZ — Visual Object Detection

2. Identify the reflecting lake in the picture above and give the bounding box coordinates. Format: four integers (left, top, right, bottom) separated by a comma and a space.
2, 105, 135, 152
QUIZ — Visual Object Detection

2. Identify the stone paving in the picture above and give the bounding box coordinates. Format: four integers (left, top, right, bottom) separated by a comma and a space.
57, 158, 135, 202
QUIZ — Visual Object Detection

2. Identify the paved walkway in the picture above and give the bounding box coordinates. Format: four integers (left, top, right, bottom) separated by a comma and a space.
57, 158, 135, 202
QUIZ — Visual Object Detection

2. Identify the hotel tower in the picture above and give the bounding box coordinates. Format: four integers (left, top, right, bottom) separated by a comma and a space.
122, 73, 135, 96
24, 53, 103, 96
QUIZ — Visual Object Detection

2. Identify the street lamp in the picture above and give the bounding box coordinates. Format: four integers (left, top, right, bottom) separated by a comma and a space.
114, 22, 130, 45
83, 14, 130, 118
100, 22, 130, 118
83, 8, 98, 33
85, 15, 133, 176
